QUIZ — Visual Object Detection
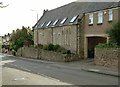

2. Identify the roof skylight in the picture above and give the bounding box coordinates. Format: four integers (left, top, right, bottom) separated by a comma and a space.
70, 15, 78, 23
60, 17, 67, 24
46, 21, 52, 26
41, 22, 45, 27
53, 19, 59, 26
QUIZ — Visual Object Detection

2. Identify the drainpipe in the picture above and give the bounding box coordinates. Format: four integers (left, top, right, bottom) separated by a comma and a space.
76, 14, 85, 57
76, 23, 79, 55
51, 27, 53, 44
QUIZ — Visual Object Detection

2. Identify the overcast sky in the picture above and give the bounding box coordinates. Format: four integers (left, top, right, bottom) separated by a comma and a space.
0, 0, 76, 36
0, 0, 119, 36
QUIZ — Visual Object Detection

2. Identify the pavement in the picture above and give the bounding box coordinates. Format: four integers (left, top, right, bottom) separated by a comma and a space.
59, 59, 119, 77
2, 67, 72, 85
2, 53, 120, 77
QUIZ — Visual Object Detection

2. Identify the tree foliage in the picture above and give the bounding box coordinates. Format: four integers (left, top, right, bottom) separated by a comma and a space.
10, 26, 34, 51
107, 21, 120, 46
0, 2, 9, 8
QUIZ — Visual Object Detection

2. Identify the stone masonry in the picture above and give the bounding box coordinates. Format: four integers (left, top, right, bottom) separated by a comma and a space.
94, 48, 120, 69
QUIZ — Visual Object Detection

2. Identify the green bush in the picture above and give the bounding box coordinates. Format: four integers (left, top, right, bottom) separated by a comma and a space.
37, 43, 72, 54
53, 44, 60, 52
67, 50, 71, 54
96, 43, 120, 48
106, 21, 120, 46
56, 47, 67, 54
48, 43, 54, 51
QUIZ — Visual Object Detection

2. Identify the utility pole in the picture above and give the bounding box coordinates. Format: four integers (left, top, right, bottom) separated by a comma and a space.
30, 9, 39, 59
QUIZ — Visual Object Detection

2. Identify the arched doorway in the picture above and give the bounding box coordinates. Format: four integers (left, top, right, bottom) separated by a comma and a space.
87, 36, 107, 58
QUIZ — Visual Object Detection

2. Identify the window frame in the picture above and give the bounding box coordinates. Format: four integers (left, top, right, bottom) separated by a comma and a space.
46, 21, 52, 27
41, 22, 45, 27
70, 15, 78, 23
108, 9, 113, 22
88, 13, 93, 25
60, 17, 67, 24
98, 11, 103, 24
53, 19, 59, 26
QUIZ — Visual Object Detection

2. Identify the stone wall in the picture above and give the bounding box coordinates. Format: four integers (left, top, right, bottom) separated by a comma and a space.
16, 47, 80, 62
0, 47, 2, 53
17, 47, 38, 59
34, 25, 78, 54
95, 48, 120, 69
39, 49, 65, 62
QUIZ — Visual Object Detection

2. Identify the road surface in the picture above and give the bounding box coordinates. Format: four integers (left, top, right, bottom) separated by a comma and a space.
1, 53, 118, 85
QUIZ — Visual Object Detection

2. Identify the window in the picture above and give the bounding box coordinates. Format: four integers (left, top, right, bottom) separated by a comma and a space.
88, 14, 93, 25
46, 21, 52, 27
41, 22, 45, 27
108, 9, 113, 21
70, 15, 78, 23
98, 12, 103, 24
60, 17, 67, 24
53, 19, 59, 26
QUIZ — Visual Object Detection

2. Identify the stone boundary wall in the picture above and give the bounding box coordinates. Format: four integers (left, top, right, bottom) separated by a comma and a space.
95, 48, 120, 69
16, 47, 80, 62
17, 47, 38, 59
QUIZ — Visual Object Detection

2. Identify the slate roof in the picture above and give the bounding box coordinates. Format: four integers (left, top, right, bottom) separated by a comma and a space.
33, 1, 120, 29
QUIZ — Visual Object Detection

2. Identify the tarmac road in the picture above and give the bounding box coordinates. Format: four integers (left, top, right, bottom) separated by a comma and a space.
1, 54, 119, 85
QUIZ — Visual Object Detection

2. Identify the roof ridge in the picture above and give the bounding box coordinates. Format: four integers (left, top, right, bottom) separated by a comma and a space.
47, 2, 77, 13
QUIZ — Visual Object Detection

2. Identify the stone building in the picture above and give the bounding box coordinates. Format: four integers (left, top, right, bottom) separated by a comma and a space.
33, 1, 120, 59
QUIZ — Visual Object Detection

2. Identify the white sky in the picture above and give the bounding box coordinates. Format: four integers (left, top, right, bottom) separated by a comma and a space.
0, 0, 76, 36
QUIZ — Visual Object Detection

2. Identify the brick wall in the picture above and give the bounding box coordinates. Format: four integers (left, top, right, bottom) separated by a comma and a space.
95, 48, 120, 69
84, 8, 119, 35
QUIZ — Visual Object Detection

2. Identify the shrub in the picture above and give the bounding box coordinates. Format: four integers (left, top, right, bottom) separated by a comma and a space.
106, 21, 120, 46
56, 47, 67, 54
48, 43, 54, 51
38, 43, 72, 54
53, 44, 60, 52
96, 43, 120, 48
67, 50, 71, 54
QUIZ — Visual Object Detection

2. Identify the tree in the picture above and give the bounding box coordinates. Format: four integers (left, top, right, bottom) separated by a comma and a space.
0, 2, 9, 8
10, 26, 34, 51
107, 21, 120, 46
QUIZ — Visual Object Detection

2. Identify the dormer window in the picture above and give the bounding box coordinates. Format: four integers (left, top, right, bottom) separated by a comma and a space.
98, 11, 103, 24
70, 15, 78, 23
53, 19, 59, 26
60, 17, 67, 24
88, 13, 93, 25
108, 9, 113, 22
46, 21, 52, 27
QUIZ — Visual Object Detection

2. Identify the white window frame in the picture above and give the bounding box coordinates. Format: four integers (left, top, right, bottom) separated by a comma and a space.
88, 13, 93, 25
108, 9, 113, 21
70, 15, 78, 23
53, 19, 59, 26
98, 11, 103, 24
46, 21, 52, 27
60, 17, 67, 24
41, 22, 45, 27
